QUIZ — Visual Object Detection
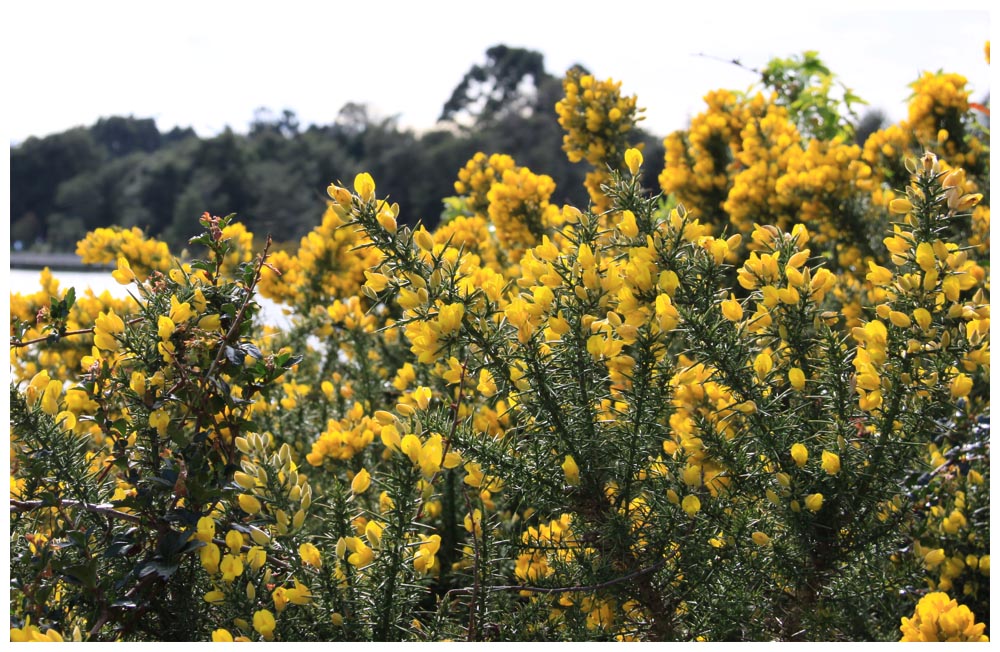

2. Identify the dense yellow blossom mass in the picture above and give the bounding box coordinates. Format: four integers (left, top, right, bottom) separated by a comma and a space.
9, 49, 989, 643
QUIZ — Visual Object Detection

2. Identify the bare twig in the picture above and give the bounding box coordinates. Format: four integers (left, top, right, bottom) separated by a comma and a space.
692, 52, 760, 76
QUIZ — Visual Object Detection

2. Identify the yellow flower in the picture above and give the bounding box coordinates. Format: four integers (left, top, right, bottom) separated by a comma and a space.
682, 464, 702, 488
204, 589, 225, 604
437, 303, 465, 335
247, 546, 267, 572
234, 471, 257, 491
351, 467, 372, 494
10, 618, 64, 642
286, 579, 313, 605
354, 172, 376, 202
413, 534, 442, 574
624, 148, 643, 175
788, 367, 806, 391
950, 374, 973, 399
721, 295, 743, 322
821, 451, 841, 475
112, 256, 136, 285
377, 206, 398, 234
149, 409, 170, 436
299, 542, 322, 568
618, 210, 639, 238
413, 227, 434, 251
464, 509, 484, 537
212, 628, 234, 642
682, 494, 701, 517
751, 531, 771, 546
238, 493, 262, 515
169, 295, 194, 324
561, 455, 580, 486
364, 271, 390, 293
888, 310, 911, 328
889, 198, 913, 214
805, 493, 824, 512
94, 310, 125, 351
477, 369, 497, 397
753, 352, 773, 380
157, 315, 176, 341
198, 314, 222, 331
915, 242, 936, 273
365, 520, 384, 549
253, 609, 276, 640
345, 537, 374, 567
924, 548, 947, 569
158, 341, 176, 363
226, 529, 244, 554
200, 542, 221, 574
196, 516, 216, 543
866, 261, 893, 286
790, 443, 809, 467
40, 380, 62, 416
220, 554, 244, 582
327, 183, 352, 205
129, 371, 146, 398
191, 287, 208, 312
272, 586, 289, 613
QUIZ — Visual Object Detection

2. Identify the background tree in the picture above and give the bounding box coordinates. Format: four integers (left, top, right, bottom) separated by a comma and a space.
9, 45, 666, 253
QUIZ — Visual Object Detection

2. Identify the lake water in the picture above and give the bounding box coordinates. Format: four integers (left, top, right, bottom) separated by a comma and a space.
9, 268, 292, 328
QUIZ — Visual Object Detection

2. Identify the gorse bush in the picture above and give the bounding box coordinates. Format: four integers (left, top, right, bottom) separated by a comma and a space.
9, 48, 990, 642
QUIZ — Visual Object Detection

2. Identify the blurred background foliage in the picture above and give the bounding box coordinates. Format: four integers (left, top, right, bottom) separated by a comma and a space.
11, 45, 669, 254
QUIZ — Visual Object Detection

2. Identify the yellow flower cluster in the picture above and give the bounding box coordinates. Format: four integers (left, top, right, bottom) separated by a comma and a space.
659, 90, 767, 222
722, 99, 802, 236
305, 401, 378, 465
9, 53, 991, 643
432, 213, 502, 271
899, 592, 988, 641
664, 356, 735, 499
486, 165, 562, 258
907, 72, 971, 158
515, 513, 577, 582
659, 66, 987, 285
258, 202, 382, 310
854, 164, 986, 413
454, 152, 518, 217
235, 432, 313, 534
865, 71, 987, 188
910, 442, 990, 603
10, 268, 136, 386
774, 137, 873, 265
75, 226, 173, 281
198, 432, 318, 640
556, 68, 643, 212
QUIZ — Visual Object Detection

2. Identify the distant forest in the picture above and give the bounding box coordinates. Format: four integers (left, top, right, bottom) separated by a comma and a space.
10, 45, 665, 253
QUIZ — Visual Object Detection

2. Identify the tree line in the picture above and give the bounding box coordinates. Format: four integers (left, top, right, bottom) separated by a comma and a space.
10, 45, 665, 254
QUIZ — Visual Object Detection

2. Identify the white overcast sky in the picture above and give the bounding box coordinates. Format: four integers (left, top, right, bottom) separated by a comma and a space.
3, 0, 994, 144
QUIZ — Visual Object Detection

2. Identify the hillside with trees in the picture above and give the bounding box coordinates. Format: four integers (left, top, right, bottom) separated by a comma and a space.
10, 45, 664, 254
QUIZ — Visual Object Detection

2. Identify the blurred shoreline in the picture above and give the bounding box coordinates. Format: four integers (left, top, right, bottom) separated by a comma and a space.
9, 252, 112, 272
